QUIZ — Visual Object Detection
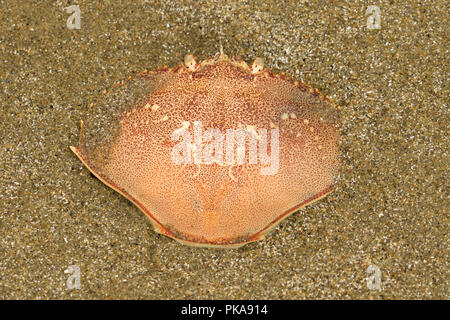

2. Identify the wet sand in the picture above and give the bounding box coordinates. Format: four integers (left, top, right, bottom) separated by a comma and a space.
0, 0, 447, 299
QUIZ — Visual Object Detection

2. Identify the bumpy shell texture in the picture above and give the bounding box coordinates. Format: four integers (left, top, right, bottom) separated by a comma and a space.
71, 53, 340, 247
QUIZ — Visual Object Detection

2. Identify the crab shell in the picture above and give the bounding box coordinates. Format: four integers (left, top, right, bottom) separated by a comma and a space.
71, 53, 340, 248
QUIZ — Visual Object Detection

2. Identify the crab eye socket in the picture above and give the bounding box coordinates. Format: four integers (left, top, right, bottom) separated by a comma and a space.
184, 54, 197, 71
251, 57, 264, 74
